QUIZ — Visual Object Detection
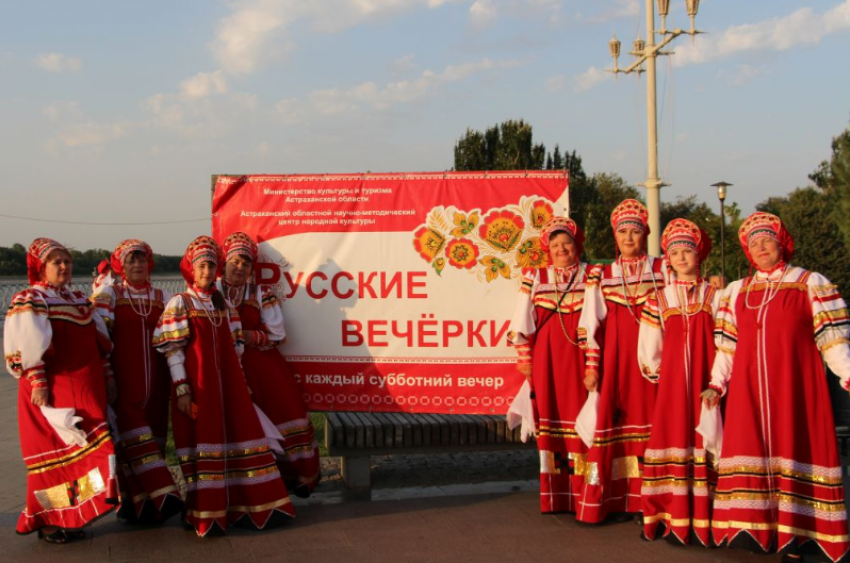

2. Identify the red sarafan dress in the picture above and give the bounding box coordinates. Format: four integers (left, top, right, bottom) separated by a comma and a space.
218, 280, 320, 496
92, 283, 183, 523
4, 284, 118, 534
153, 289, 295, 537
638, 281, 720, 544
709, 266, 850, 562
576, 255, 666, 523
510, 265, 591, 513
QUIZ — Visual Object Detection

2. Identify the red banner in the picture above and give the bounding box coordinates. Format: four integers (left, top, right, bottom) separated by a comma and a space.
212, 172, 568, 414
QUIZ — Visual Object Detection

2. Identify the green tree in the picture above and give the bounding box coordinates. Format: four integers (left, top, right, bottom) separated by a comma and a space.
757, 188, 850, 295
453, 119, 546, 171
811, 124, 850, 248
580, 173, 641, 261
660, 196, 749, 281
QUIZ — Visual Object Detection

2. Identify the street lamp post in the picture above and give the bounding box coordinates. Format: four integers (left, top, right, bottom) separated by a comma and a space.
607, 0, 703, 256
712, 181, 732, 281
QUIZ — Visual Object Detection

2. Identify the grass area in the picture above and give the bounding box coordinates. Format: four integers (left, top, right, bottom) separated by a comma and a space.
311, 412, 327, 457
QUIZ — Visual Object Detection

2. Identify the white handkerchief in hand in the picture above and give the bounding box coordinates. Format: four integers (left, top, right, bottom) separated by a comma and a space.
575, 391, 599, 449
254, 404, 286, 455
40, 406, 88, 447
506, 379, 536, 443
696, 402, 723, 459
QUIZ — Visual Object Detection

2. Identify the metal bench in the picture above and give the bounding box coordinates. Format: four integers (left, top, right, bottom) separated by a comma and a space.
324, 412, 535, 492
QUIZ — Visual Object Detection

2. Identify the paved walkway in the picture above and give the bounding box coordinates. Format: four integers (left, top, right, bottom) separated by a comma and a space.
0, 375, 837, 562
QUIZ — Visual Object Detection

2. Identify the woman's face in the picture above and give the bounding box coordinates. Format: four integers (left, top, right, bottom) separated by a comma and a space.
42, 250, 72, 287
616, 226, 644, 258
123, 251, 149, 285
224, 255, 253, 286
748, 236, 782, 271
548, 232, 578, 268
193, 261, 217, 289
668, 246, 699, 279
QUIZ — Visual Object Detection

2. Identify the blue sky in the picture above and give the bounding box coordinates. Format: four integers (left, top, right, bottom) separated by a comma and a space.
1, 0, 848, 255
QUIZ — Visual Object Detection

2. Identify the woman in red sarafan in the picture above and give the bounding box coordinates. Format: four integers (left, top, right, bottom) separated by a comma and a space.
4, 238, 118, 543
91, 239, 183, 524
216, 232, 320, 497
576, 199, 667, 523
703, 212, 850, 562
152, 236, 294, 537
508, 217, 592, 513
638, 219, 720, 544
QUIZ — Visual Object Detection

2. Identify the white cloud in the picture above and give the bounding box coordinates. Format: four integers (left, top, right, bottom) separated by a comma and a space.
180, 70, 228, 99
470, 0, 498, 28
719, 64, 770, 87
35, 53, 82, 73
574, 66, 611, 92
545, 74, 566, 92
144, 89, 258, 138
274, 57, 521, 121
579, 0, 638, 24
675, 1, 850, 66
388, 54, 416, 74
211, 0, 473, 74
42, 101, 128, 149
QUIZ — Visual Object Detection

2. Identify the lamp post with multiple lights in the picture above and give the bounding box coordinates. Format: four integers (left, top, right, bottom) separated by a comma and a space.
607, 0, 703, 256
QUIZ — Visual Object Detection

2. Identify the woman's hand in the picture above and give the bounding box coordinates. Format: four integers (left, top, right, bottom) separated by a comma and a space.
583, 368, 599, 392
31, 387, 49, 407
700, 388, 720, 410
106, 380, 118, 405
176, 394, 193, 417
243, 331, 256, 347
516, 363, 533, 380
175, 383, 193, 417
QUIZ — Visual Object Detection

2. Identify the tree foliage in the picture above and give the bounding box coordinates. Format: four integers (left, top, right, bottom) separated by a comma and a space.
0, 245, 182, 277
453, 119, 547, 171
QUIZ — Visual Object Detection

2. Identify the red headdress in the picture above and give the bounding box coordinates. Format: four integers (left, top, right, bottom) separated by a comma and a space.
221, 232, 259, 263
27, 238, 69, 285
110, 239, 154, 281
180, 236, 222, 287
540, 216, 585, 256
738, 212, 794, 267
661, 218, 711, 263
610, 199, 649, 234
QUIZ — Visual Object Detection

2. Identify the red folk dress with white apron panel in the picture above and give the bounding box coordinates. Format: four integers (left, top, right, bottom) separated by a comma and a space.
4, 284, 118, 534
92, 283, 183, 522
510, 264, 590, 513
153, 289, 295, 536
709, 266, 850, 562
218, 279, 321, 496
576, 256, 666, 523
638, 281, 720, 544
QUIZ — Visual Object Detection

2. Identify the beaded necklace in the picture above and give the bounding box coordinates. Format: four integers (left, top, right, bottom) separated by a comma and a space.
617, 254, 662, 325
554, 263, 583, 346
126, 284, 154, 318
193, 287, 223, 328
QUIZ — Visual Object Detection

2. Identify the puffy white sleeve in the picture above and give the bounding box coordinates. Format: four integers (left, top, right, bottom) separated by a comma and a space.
578, 265, 606, 371
256, 285, 286, 349
808, 271, 850, 389
508, 269, 539, 347
709, 281, 741, 396
152, 294, 190, 385
4, 289, 52, 388
91, 284, 117, 334
637, 290, 663, 383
